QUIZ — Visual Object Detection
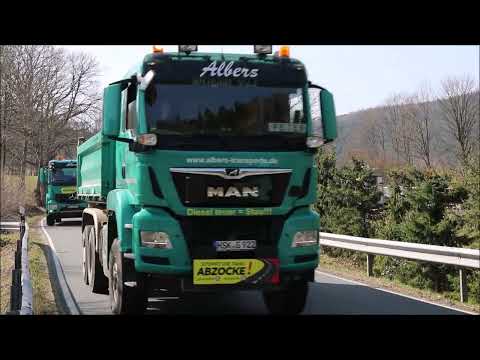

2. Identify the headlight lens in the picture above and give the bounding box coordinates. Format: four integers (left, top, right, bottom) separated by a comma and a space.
140, 231, 172, 249
49, 204, 58, 210
292, 230, 318, 247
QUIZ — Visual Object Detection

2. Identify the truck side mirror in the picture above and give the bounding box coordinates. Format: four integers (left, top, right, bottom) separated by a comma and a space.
307, 83, 338, 148
137, 70, 155, 91
39, 167, 46, 184
102, 84, 122, 137
294, 110, 302, 123
320, 89, 337, 142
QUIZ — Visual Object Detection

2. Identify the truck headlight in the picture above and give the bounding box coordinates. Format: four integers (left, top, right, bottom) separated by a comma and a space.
140, 231, 172, 249
49, 204, 58, 210
292, 231, 318, 247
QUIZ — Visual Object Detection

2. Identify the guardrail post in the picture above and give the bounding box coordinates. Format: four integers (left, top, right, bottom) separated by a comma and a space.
19, 206, 25, 237
459, 268, 468, 303
15, 239, 21, 268
10, 268, 21, 312
8, 206, 32, 315
367, 254, 374, 277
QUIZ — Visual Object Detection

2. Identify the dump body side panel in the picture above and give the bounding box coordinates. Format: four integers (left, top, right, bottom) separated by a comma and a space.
77, 132, 116, 201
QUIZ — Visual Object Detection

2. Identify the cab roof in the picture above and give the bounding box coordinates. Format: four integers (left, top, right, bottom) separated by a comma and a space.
121, 51, 305, 82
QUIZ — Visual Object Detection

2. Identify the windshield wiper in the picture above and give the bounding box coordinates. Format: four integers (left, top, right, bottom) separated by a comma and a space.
157, 134, 229, 148
153, 133, 306, 150
260, 134, 305, 146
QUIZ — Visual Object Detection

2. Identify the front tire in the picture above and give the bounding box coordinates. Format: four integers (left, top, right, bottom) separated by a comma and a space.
88, 226, 109, 294
82, 225, 93, 285
46, 215, 55, 226
263, 281, 309, 315
109, 239, 147, 314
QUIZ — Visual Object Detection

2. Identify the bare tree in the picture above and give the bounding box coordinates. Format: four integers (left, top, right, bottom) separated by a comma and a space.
30, 48, 101, 168
438, 75, 480, 168
0, 45, 101, 206
5, 46, 101, 171
360, 108, 388, 167
384, 94, 414, 166
0, 46, 13, 179
406, 83, 436, 168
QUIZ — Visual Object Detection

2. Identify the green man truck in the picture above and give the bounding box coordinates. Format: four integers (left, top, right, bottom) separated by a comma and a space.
77, 45, 337, 314
38, 159, 87, 226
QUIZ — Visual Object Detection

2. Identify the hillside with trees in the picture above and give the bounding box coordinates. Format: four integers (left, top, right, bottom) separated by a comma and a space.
336, 78, 479, 171
319, 76, 479, 304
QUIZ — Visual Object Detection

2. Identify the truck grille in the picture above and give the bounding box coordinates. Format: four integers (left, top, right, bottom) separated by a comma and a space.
170, 168, 291, 207
178, 216, 286, 259
54, 193, 82, 204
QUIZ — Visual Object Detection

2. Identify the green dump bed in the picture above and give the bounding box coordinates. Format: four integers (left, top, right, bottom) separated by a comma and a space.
77, 132, 116, 202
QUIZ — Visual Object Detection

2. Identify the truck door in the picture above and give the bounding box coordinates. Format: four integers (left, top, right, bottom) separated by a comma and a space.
116, 83, 137, 190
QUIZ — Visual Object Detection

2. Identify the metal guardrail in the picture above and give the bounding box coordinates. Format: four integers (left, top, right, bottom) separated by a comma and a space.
6, 207, 33, 315
319, 232, 480, 303
0, 222, 20, 231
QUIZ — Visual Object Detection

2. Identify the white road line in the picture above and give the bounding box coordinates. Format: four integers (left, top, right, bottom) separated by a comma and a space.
40, 218, 81, 315
315, 269, 478, 315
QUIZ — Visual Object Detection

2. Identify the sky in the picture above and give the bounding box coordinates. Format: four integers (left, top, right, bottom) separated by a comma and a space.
59, 45, 479, 115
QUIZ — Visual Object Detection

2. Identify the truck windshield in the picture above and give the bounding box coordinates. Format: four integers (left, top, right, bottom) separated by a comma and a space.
145, 84, 306, 147
50, 167, 76, 186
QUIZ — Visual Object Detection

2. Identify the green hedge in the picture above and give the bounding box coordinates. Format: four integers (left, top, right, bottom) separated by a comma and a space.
316, 149, 480, 304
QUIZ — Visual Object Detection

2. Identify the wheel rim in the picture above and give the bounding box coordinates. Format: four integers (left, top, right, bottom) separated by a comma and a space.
112, 262, 119, 305
82, 243, 87, 280
88, 235, 94, 280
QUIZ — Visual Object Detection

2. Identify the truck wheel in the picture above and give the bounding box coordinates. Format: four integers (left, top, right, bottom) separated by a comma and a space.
82, 225, 93, 285
109, 239, 147, 314
46, 215, 55, 226
263, 280, 309, 315
88, 227, 109, 294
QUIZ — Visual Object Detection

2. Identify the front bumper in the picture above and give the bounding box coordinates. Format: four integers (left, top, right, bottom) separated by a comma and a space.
47, 203, 86, 217
143, 269, 315, 296
131, 206, 320, 281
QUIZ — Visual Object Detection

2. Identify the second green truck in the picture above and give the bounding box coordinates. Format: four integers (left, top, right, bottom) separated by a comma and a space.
38, 160, 87, 226
76, 45, 337, 314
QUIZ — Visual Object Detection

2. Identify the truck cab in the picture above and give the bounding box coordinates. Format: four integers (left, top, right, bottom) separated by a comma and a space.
39, 160, 87, 226
77, 46, 337, 314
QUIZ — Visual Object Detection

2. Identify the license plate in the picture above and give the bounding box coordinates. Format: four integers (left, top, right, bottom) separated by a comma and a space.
60, 186, 76, 194
214, 240, 256, 252
193, 258, 279, 285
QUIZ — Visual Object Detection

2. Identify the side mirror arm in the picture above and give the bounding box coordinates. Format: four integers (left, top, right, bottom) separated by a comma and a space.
105, 136, 151, 153
108, 75, 137, 91
308, 81, 326, 91
106, 135, 133, 144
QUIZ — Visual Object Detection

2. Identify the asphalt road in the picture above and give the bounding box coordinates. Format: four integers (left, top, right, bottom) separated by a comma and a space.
42, 218, 469, 315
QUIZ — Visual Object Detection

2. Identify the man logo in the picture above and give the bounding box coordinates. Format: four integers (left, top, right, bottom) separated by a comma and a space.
225, 168, 240, 177
207, 186, 259, 198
